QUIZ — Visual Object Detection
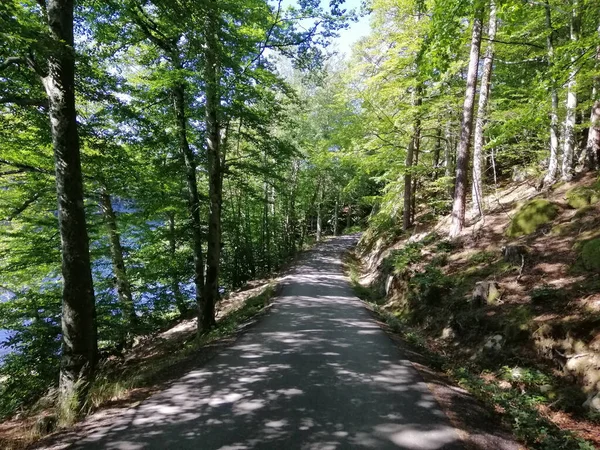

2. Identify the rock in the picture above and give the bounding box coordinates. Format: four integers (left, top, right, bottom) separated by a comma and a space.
483, 334, 504, 351
583, 392, 600, 413
506, 199, 559, 237
580, 239, 600, 272
565, 186, 600, 209
441, 326, 456, 340
512, 166, 533, 182
471, 281, 501, 307
501, 245, 527, 265
385, 275, 394, 295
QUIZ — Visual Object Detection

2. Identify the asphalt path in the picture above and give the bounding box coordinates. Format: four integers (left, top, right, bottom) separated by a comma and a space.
74, 236, 463, 450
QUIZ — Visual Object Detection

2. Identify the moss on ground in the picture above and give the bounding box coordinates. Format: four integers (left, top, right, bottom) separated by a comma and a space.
566, 185, 600, 209
580, 239, 600, 271
506, 199, 559, 237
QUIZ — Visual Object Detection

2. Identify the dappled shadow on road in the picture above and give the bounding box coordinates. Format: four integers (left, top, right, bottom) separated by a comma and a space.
73, 236, 463, 450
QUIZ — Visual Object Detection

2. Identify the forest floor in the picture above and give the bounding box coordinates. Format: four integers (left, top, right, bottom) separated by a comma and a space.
349, 173, 600, 449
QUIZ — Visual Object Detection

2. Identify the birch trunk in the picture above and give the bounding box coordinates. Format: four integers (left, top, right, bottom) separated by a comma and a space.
472, 0, 497, 216
449, 10, 483, 238
41, 0, 97, 412
561, 0, 580, 181
542, 2, 561, 186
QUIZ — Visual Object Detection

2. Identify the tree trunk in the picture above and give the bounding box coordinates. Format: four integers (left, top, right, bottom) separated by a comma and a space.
172, 83, 205, 328
286, 160, 299, 255
316, 183, 323, 242
449, 10, 483, 238
346, 205, 352, 229
333, 195, 339, 237
403, 88, 421, 231
167, 212, 188, 316
542, 0, 560, 186
40, 0, 97, 414
411, 130, 420, 225
578, 23, 600, 171
433, 128, 442, 178
262, 179, 271, 272
472, 0, 497, 217
561, 0, 580, 181
444, 121, 454, 197
100, 190, 136, 344
202, 0, 221, 331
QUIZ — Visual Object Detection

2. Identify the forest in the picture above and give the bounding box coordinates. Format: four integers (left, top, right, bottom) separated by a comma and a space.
1, 0, 599, 447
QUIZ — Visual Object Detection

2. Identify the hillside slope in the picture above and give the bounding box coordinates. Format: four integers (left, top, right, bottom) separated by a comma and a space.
353, 174, 600, 448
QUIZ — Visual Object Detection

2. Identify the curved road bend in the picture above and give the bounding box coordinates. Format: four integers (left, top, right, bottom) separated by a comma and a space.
75, 236, 464, 450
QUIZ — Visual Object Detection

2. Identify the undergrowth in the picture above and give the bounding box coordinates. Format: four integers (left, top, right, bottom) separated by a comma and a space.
345, 249, 597, 450
18, 283, 278, 439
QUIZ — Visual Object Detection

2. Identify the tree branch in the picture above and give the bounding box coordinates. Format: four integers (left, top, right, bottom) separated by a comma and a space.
0, 96, 48, 108
0, 57, 27, 71
7, 192, 43, 221
483, 37, 545, 50
0, 159, 54, 176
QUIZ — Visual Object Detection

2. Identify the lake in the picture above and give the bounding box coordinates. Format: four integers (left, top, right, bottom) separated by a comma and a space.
0, 329, 11, 358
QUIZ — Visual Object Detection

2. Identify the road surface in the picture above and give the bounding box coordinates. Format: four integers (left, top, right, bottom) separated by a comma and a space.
75, 236, 463, 450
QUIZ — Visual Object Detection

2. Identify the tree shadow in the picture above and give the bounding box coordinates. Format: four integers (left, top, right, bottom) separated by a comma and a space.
72, 236, 464, 450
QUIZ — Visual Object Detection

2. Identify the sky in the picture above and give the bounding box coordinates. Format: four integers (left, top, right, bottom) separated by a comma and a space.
333, 0, 371, 57
280, 0, 372, 58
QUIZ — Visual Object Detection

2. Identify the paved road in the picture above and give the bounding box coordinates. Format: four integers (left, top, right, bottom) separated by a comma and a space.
75, 236, 463, 450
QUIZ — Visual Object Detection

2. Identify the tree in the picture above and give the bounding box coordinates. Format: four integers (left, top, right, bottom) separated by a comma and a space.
578, 22, 600, 170
542, 0, 561, 186
0, 0, 98, 414
449, 8, 484, 238
472, 0, 497, 216
561, 0, 581, 181
202, 0, 222, 331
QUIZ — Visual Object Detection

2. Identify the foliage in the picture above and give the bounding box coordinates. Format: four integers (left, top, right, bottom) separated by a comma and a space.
530, 285, 566, 304
451, 367, 596, 450
382, 242, 424, 274
408, 264, 453, 306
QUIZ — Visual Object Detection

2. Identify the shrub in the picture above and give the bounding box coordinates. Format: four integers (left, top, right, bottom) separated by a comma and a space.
382, 242, 423, 274
435, 240, 456, 253
469, 251, 497, 265
409, 264, 453, 305
530, 285, 565, 304
506, 199, 559, 237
